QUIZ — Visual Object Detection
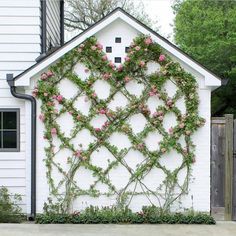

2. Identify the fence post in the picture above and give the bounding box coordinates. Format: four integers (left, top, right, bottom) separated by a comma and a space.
224, 114, 234, 220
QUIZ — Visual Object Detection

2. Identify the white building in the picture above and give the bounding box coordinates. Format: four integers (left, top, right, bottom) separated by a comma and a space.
0, 1, 221, 219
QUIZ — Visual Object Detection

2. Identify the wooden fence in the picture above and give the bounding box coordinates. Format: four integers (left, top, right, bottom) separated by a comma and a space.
211, 114, 236, 221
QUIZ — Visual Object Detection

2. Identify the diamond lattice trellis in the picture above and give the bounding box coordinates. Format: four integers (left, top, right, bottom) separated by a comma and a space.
34, 35, 205, 213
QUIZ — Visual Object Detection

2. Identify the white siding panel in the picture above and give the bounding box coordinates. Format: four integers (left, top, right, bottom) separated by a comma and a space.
0, 25, 40, 35
0, 178, 26, 187
0, 152, 26, 161
0, 169, 25, 178
0, 53, 39, 62
0, 62, 36, 71
0, 16, 40, 26
7, 186, 26, 195
0, 7, 40, 17
0, 160, 25, 169
0, 44, 41, 52
0, 1, 40, 8
0, 35, 41, 44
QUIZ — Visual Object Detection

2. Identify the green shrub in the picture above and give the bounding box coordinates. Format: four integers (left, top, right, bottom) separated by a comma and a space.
35, 205, 215, 224
0, 187, 25, 223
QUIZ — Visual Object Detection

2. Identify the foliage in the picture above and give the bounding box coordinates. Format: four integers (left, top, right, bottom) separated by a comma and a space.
65, 0, 155, 31
36, 205, 215, 224
173, 0, 236, 116
33, 34, 204, 214
0, 187, 25, 223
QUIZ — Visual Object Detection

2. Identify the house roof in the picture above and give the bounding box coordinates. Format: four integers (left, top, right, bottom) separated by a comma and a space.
13, 7, 221, 88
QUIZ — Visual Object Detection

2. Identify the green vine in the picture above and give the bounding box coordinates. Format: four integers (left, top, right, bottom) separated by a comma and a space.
33, 35, 205, 214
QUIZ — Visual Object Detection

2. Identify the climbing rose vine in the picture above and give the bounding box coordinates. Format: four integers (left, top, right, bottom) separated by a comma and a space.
33, 35, 205, 214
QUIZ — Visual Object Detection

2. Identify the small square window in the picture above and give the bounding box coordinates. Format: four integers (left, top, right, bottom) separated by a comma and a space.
114, 57, 121, 63
0, 109, 19, 152
115, 37, 121, 43
106, 46, 112, 53
125, 47, 130, 53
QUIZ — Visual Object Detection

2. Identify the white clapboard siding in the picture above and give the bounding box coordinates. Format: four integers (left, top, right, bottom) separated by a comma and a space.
0, 16, 40, 26
0, 44, 41, 53
7, 186, 26, 195
0, 152, 26, 161
0, 53, 39, 62
0, 169, 25, 178
0, 178, 26, 187
0, 62, 36, 71
0, 25, 40, 35
0, 1, 40, 8
0, 35, 41, 44
0, 7, 40, 17
0, 160, 25, 169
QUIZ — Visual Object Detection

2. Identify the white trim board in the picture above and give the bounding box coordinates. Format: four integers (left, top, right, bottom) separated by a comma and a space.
14, 8, 221, 89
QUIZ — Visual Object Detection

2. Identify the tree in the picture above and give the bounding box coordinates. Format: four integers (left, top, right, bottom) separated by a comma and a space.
173, 0, 236, 116
65, 0, 154, 32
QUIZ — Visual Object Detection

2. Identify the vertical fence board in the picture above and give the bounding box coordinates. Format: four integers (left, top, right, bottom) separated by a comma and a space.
224, 114, 234, 220
211, 118, 225, 220
233, 120, 236, 221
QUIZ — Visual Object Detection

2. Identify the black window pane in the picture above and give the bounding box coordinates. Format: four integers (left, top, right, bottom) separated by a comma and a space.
125, 47, 129, 53
115, 57, 121, 63
3, 112, 17, 129
3, 131, 17, 148
115, 37, 121, 43
106, 46, 112, 53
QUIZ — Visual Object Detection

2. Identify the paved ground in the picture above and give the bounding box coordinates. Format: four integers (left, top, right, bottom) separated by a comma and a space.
0, 222, 236, 236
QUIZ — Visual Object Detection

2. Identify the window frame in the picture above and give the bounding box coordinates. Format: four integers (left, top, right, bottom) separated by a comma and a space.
0, 108, 20, 152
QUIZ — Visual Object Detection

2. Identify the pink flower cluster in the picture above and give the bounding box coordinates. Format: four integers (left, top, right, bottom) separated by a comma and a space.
148, 86, 158, 96
40, 71, 54, 80
144, 37, 153, 45
32, 87, 38, 97
153, 110, 164, 121
51, 128, 57, 136
98, 108, 107, 115
102, 73, 112, 80
159, 54, 166, 62
56, 95, 63, 103
124, 76, 131, 83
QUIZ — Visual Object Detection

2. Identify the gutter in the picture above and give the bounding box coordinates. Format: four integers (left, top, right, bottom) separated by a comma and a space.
7, 74, 37, 221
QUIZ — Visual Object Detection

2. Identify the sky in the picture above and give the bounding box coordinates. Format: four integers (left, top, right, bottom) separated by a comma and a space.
65, 0, 176, 42
140, 0, 175, 40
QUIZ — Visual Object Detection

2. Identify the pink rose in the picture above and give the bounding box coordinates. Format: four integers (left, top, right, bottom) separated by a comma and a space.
135, 46, 141, 51
99, 109, 106, 115
102, 55, 108, 61
124, 76, 131, 83
39, 114, 45, 122
103, 73, 111, 80
79, 44, 84, 48
41, 73, 48, 80
144, 37, 153, 45
96, 43, 103, 50
125, 56, 130, 62
51, 128, 57, 136
159, 54, 166, 62
44, 92, 48, 97
47, 71, 54, 77
95, 128, 101, 132
179, 123, 185, 129
56, 95, 63, 103
75, 150, 82, 158
92, 92, 97, 98
153, 112, 158, 118
169, 127, 173, 134
117, 64, 123, 72
77, 115, 81, 120
91, 45, 97, 50
158, 116, 164, 121
109, 61, 115, 68
167, 99, 173, 106
139, 61, 145, 67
